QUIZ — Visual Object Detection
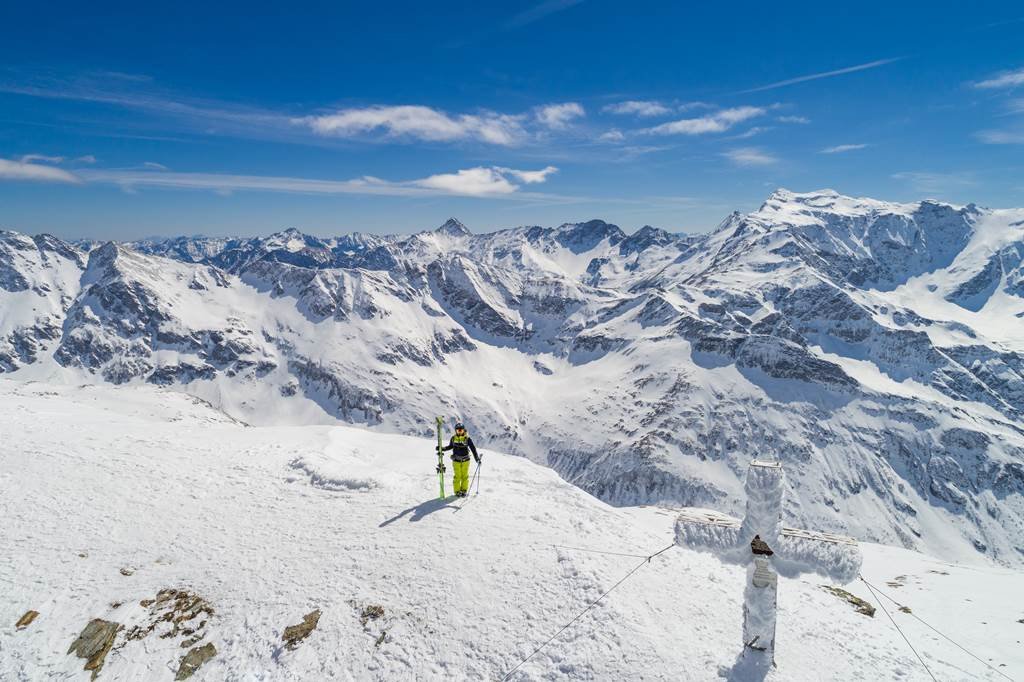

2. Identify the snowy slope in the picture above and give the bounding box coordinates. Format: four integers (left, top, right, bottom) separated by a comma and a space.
1, 380, 1020, 681
2, 189, 1024, 569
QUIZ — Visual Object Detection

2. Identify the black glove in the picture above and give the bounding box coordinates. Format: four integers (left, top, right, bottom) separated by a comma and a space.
475, 455, 482, 464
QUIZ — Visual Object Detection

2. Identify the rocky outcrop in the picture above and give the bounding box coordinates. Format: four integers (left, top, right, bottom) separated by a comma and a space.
68, 619, 122, 679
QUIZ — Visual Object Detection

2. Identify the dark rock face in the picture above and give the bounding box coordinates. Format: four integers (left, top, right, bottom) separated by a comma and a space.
555, 219, 626, 254
946, 255, 1002, 311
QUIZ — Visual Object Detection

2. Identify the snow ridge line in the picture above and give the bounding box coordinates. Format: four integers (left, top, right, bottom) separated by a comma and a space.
501, 542, 677, 680
859, 576, 1016, 682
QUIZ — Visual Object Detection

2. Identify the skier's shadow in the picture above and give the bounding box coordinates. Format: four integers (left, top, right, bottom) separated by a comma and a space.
379, 497, 456, 527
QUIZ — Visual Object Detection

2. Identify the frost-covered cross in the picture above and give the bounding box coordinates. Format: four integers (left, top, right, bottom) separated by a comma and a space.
674, 460, 862, 664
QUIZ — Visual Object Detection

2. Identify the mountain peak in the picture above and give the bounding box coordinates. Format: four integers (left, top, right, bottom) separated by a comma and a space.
766, 188, 841, 204
436, 218, 471, 237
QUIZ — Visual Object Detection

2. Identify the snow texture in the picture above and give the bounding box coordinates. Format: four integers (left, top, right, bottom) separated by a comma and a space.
1, 380, 1021, 680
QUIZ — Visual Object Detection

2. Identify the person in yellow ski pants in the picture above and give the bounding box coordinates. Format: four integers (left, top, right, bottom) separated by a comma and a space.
439, 421, 481, 497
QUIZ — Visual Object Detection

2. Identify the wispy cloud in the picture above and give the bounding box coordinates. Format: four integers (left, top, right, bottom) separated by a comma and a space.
975, 130, 1024, 144
294, 105, 527, 146
727, 126, 772, 140
598, 129, 625, 142
777, 115, 810, 124
643, 106, 766, 135
78, 165, 560, 199
973, 67, 1024, 89
0, 157, 81, 183
74, 155, 97, 164
820, 143, 868, 154
722, 147, 777, 166
891, 171, 977, 194
534, 102, 585, 130
677, 101, 714, 112
0, 76, 284, 129
504, 0, 583, 29
1, 71, 589, 150
602, 100, 671, 117
19, 153, 65, 164
739, 57, 903, 94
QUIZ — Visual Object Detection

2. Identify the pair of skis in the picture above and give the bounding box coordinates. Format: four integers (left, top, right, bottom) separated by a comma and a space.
435, 416, 446, 499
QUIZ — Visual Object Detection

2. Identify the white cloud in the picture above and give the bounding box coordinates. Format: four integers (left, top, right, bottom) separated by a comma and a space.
975, 130, 1024, 144
820, 143, 868, 154
496, 166, 558, 184
777, 115, 810, 124
74, 155, 97, 164
973, 67, 1024, 89
643, 106, 766, 135
535, 102, 585, 129
602, 100, 671, 117
739, 57, 902, 94
599, 129, 625, 142
20, 154, 65, 164
143, 161, 169, 170
294, 105, 527, 146
414, 167, 519, 196
78, 165, 558, 199
722, 147, 778, 166
0, 158, 80, 183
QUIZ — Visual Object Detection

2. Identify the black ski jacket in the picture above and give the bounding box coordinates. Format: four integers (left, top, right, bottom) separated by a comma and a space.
442, 434, 479, 462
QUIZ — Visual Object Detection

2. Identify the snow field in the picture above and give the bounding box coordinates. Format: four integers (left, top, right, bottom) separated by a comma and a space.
1, 379, 1021, 681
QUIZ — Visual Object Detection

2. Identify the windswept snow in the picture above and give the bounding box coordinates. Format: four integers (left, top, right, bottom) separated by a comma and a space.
1, 380, 1021, 680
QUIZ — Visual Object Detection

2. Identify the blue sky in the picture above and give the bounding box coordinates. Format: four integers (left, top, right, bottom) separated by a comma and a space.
1, 1, 1023, 239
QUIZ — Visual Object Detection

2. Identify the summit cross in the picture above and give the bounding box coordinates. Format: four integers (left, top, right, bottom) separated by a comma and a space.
675, 460, 862, 664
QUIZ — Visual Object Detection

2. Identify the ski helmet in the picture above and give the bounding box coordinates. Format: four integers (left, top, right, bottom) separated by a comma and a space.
455, 421, 466, 430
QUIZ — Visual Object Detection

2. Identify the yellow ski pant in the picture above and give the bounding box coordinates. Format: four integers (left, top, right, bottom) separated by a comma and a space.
452, 460, 470, 494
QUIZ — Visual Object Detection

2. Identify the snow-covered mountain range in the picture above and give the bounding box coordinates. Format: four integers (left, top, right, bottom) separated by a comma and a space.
3, 189, 1023, 566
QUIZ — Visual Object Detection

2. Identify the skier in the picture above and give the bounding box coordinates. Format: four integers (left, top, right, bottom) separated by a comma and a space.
438, 421, 480, 497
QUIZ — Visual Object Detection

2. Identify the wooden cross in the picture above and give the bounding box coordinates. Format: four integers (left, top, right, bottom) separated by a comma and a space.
675, 460, 862, 663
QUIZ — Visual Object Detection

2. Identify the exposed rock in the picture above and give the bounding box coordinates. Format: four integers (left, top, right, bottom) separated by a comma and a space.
282, 609, 321, 649
175, 642, 217, 680
821, 586, 875, 617
127, 588, 214, 644
67, 619, 122, 679
16, 610, 39, 629
360, 604, 385, 626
